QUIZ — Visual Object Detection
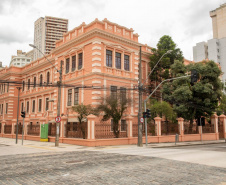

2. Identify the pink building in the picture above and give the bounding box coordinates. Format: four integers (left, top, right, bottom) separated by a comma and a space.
0, 19, 225, 146
0, 19, 153, 145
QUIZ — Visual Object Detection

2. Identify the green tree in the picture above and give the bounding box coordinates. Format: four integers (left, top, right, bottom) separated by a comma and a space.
149, 35, 184, 93
72, 104, 96, 139
162, 60, 223, 127
97, 94, 130, 138
149, 100, 176, 122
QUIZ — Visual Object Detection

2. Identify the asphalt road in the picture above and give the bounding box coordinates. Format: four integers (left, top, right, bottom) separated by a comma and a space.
0, 143, 225, 185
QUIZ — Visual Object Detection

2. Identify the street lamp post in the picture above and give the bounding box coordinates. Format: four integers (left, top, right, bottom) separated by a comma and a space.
29, 44, 62, 147
138, 49, 172, 147
16, 87, 21, 144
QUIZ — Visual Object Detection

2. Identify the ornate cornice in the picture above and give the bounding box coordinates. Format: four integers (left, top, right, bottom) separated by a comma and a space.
52, 28, 142, 54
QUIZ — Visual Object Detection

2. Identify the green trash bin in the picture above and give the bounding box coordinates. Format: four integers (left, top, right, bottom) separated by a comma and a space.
40, 123, 48, 142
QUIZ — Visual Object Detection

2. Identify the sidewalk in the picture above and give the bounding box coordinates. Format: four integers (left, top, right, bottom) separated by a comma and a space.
147, 139, 225, 148
0, 137, 225, 155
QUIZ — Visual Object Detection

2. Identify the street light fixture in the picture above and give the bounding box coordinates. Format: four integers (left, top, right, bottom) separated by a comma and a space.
29, 44, 62, 147
143, 50, 172, 85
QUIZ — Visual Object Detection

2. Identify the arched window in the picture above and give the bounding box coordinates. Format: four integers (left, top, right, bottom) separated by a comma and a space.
40, 74, 43, 87
47, 72, 50, 85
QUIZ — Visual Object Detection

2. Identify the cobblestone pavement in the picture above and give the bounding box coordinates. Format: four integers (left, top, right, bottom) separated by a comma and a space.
0, 150, 225, 185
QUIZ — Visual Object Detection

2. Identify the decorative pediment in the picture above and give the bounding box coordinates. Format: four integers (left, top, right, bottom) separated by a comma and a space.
103, 42, 131, 52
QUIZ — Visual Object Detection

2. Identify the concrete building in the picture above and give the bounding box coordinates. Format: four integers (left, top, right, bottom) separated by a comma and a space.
193, 4, 226, 81
210, 3, 226, 39
33, 16, 68, 61
10, 50, 32, 67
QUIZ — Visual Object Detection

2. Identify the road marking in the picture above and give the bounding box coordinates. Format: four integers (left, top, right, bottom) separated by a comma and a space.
24, 145, 56, 151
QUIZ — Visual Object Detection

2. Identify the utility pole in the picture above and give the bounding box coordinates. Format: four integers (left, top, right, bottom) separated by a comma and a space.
16, 87, 21, 144
22, 108, 25, 145
55, 60, 62, 147
29, 44, 62, 147
138, 46, 143, 147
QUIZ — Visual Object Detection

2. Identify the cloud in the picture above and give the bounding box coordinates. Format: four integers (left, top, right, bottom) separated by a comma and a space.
181, 0, 220, 38
0, 0, 29, 15
0, 25, 32, 43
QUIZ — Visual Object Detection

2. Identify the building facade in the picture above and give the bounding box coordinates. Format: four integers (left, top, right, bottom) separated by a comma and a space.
0, 19, 151, 144
210, 3, 226, 39
10, 50, 32, 67
193, 4, 226, 82
33, 16, 68, 61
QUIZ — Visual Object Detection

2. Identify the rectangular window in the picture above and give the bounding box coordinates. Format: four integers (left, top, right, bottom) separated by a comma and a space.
34, 77, 36, 88
26, 101, 29, 113
78, 53, 83, 70
120, 87, 126, 102
72, 55, 76, 71
22, 81, 25, 91
32, 100, 35, 112
124, 55, 130, 71
38, 99, 42, 112
1, 104, 3, 114
74, 88, 79, 105
5, 103, 8, 114
111, 86, 117, 99
28, 79, 30, 90
21, 102, 24, 112
68, 89, 72, 106
121, 120, 126, 131
7, 83, 9, 92
115, 52, 121, 69
66, 58, 70, 74
46, 98, 49, 111
106, 50, 112, 67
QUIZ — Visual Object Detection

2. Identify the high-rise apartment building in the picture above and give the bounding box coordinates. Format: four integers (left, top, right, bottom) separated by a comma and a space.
193, 4, 226, 81
210, 3, 226, 39
10, 50, 32, 67
33, 16, 68, 61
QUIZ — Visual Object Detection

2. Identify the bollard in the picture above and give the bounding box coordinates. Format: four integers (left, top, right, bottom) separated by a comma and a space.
175, 133, 179, 145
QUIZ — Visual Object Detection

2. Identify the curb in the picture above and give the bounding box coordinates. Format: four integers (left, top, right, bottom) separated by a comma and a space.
148, 141, 226, 148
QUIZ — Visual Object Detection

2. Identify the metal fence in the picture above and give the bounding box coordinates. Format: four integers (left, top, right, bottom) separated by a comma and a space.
218, 119, 224, 139
65, 122, 87, 139
184, 121, 199, 134
4, 125, 12, 134
48, 123, 59, 137
161, 121, 179, 135
132, 121, 155, 137
202, 123, 214, 133
14, 124, 23, 135
95, 121, 127, 139
27, 125, 40, 136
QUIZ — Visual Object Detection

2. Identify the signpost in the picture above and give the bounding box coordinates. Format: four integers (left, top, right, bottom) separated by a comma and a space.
55, 116, 61, 123
140, 117, 144, 123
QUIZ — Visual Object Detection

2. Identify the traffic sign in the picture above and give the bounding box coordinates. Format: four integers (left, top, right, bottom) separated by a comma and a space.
140, 117, 144, 123
55, 116, 61, 123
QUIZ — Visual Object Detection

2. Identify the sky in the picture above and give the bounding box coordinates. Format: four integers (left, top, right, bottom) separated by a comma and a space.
0, 0, 224, 67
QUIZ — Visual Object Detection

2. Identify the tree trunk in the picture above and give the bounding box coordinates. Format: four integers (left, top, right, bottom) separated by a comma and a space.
79, 122, 86, 139
189, 118, 193, 133
113, 121, 120, 138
